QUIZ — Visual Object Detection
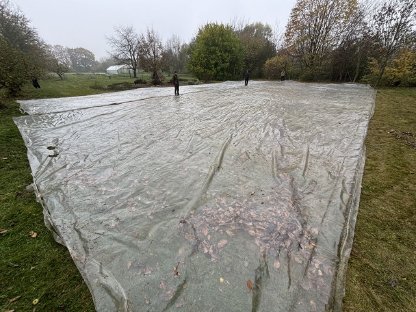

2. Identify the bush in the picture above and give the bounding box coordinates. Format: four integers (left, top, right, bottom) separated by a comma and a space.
188, 23, 244, 81
362, 50, 416, 87
0, 39, 29, 96
133, 79, 147, 85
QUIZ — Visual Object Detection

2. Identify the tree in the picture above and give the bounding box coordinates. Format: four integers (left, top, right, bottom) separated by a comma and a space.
107, 26, 140, 78
47, 45, 71, 79
162, 35, 189, 74
365, 48, 416, 86
0, 37, 28, 95
68, 47, 96, 72
235, 22, 276, 78
328, 2, 372, 82
138, 28, 164, 84
284, 0, 359, 80
264, 54, 290, 80
0, 0, 49, 95
370, 0, 416, 85
188, 23, 244, 81
93, 57, 115, 73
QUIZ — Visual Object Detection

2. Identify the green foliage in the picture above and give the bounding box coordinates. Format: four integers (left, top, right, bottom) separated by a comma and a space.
0, 38, 29, 96
236, 22, 276, 78
263, 54, 289, 79
363, 49, 416, 86
0, 0, 49, 96
68, 47, 96, 72
188, 23, 244, 81
370, 0, 416, 85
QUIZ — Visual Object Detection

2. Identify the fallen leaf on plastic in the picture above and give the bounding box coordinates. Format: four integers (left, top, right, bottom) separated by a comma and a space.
0, 228, 8, 235
32, 298, 39, 305
246, 279, 254, 290
217, 239, 228, 249
29, 231, 38, 238
9, 296, 21, 303
173, 262, 180, 276
273, 259, 281, 270
219, 277, 224, 283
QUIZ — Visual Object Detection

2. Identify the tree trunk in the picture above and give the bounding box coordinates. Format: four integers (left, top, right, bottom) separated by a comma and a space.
376, 58, 388, 87
133, 68, 137, 78
353, 48, 361, 83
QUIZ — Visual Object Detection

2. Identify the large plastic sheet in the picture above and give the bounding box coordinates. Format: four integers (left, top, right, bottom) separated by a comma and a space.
14, 81, 375, 311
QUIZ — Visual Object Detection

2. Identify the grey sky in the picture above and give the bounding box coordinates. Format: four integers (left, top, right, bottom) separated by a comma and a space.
12, 0, 296, 60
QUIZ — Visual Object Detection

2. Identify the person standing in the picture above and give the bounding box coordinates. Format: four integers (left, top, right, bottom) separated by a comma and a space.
32, 78, 41, 88
280, 69, 286, 81
173, 71, 179, 95
244, 70, 249, 86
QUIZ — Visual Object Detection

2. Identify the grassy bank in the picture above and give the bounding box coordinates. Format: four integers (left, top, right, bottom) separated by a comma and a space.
0, 98, 95, 311
1, 80, 415, 311
343, 88, 416, 311
18, 72, 199, 100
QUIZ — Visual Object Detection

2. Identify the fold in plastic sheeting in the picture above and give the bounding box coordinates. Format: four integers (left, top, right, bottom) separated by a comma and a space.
14, 81, 375, 312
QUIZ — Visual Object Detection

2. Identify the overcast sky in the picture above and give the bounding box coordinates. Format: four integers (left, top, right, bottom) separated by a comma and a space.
11, 0, 296, 60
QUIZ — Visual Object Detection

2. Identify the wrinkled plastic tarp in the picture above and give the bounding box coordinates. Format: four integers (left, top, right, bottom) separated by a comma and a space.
14, 81, 375, 311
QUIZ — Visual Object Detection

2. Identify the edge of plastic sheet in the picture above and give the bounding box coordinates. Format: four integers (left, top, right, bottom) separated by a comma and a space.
328, 88, 376, 312
13, 83, 377, 312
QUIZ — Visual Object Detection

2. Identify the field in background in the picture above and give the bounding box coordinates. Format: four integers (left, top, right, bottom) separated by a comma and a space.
1, 80, 415, 311
18, 72, 199, 100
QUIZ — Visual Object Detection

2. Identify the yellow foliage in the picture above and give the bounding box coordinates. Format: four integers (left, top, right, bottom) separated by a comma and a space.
364, 49, 416, 86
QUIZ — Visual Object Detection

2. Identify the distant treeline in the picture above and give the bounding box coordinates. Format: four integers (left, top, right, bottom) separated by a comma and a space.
1, 0, 415, 96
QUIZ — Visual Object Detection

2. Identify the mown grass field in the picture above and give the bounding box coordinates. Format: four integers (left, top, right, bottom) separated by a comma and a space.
343, 88, 416, 312
1, 76, 415, 311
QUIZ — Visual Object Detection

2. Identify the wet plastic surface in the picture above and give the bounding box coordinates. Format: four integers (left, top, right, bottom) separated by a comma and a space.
15, 81, 375, 311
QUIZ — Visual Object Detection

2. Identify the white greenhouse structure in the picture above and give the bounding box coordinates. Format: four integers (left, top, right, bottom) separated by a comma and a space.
106, 64, 133, 76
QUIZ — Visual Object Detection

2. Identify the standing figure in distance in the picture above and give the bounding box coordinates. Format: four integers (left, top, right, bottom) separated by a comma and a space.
32, 78, 41, 89
280, 69, 286, 81
244, 70, 249, 86
173, 71, 179, 95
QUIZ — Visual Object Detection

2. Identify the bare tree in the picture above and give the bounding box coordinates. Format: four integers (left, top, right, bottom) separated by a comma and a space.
139, 28, 164, 84
284, 0, 359, 79
329, 1, 372, 82
107, 26, 140, 78
370, 0, 416, 85
162, 35, 189, 74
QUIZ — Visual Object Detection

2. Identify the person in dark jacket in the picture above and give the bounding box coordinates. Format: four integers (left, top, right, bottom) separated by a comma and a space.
172, 71, 179, 95
280, 70, 286, 81
32, 78, 41, 89
244, 70, 249, 86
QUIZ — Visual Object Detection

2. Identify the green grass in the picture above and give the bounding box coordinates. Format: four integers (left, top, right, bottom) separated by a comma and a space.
343, 88, 416, 311
19, 73, 149, 99
0, 98, 95, 311
1, 78, 415, 311
18, 72, 199, 100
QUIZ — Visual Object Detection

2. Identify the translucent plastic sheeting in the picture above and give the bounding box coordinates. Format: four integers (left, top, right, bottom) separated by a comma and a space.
14, 81, 375, 311
18, 82, 240, 115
